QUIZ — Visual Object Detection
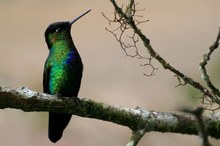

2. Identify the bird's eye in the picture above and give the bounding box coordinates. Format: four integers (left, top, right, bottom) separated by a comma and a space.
55, 28, 61, 33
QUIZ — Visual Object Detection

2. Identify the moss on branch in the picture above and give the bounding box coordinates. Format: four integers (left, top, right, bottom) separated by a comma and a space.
0, 86, 220, 139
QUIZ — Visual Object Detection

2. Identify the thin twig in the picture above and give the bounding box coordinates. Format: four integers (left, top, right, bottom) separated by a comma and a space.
104, 1, 155, 76
174, 75, 187, 87
126, 129, 147, 146
199, 27, 220, 99
109, 0, 219, 104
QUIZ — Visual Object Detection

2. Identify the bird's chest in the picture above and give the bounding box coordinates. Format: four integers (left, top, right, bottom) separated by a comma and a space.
48, 56, 83, 95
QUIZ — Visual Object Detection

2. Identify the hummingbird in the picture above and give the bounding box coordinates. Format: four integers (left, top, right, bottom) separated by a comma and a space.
43, 9, 91, 143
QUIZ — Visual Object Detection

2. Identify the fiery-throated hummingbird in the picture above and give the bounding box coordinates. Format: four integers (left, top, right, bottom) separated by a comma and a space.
43, 9, 91, 143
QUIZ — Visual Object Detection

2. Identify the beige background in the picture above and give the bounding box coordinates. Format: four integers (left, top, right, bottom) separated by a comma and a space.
0, 0, 220, 146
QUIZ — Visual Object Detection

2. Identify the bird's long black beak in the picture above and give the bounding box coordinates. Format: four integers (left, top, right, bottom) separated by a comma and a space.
69, 9, 91, 25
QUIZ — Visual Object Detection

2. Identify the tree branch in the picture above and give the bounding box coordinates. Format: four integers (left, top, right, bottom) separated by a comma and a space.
108, 0, 220, 105
1, 86, 220, 142
126, 128, 147, 146
200, 26, 220, 97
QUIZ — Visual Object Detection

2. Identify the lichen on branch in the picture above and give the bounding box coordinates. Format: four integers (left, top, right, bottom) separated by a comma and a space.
1, 86, 220, 142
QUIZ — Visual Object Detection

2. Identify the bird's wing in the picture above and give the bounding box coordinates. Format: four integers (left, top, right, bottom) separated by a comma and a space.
43, 64, 51, 94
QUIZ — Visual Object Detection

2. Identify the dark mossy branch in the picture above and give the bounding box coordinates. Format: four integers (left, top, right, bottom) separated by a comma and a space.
1, 86, 220, 140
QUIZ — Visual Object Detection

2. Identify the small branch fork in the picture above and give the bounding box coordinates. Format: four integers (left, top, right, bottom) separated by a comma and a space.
103, 1, 157, 76
199, 27, 220, 105
126, 128, 147, 146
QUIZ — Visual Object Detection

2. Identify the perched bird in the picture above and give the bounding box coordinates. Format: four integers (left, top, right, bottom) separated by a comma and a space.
43, 10, 91, 143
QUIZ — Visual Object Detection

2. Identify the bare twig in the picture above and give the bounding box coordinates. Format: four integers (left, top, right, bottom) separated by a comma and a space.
103, 1, 154, 76
109, 0, 220, 105
126, 129, 147, 146
199, 27, 220, 105
174, 75, 187, 87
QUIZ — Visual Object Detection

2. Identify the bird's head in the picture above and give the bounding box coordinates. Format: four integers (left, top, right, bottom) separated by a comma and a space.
45, 9, 91, 48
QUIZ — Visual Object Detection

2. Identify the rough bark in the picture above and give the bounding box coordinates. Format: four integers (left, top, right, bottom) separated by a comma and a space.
0, 86, 220, 140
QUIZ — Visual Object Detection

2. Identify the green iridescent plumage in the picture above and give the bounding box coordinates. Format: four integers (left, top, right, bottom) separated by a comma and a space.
43, 10, 90, 143
45, 40, 82, 95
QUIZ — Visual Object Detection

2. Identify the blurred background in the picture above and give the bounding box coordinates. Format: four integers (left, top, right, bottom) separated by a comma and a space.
0, 0, 220, 146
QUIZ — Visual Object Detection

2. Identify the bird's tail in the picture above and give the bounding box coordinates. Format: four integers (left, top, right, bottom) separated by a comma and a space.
48, 112, 72, 143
